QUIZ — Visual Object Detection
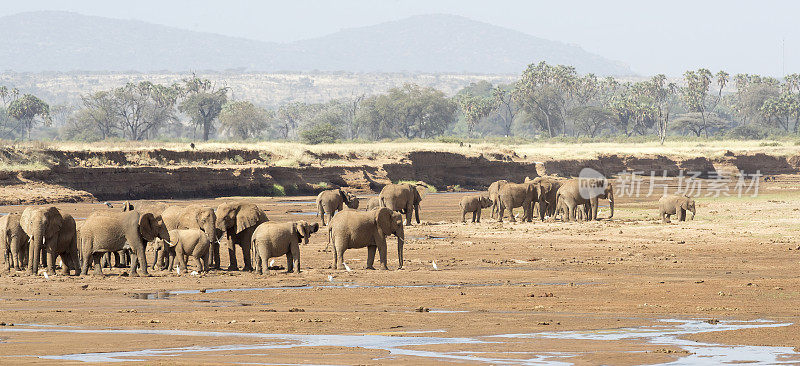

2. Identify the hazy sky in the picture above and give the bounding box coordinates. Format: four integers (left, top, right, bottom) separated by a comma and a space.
2, 0, 798, 76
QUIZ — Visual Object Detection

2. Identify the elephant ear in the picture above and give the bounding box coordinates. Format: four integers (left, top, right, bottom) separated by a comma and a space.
44, 207, 63, 239
139, 212, 157, 242
235, 204, 265, 234
680, 199, 690, 210
374, 208, 393, 236
311, 222, 319, 234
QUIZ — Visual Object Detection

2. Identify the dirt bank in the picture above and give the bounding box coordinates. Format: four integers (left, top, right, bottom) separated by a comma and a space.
2, 146, 800, 204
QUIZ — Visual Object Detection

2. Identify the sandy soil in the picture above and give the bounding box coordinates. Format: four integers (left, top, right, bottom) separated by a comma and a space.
0, 180, 799, 365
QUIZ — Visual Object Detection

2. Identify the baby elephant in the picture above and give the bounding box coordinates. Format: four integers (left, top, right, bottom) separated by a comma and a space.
658, 194, 696, 223
251, 220, 319, 275
459, 195, 492, 223
163, 229, 211, 274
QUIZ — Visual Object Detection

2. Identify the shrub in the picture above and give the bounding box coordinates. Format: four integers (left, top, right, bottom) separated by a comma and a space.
300, 123, 340, 145
724, 125, 769, 140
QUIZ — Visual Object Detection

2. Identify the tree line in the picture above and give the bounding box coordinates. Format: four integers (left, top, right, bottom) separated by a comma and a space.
2, 63, 800, 143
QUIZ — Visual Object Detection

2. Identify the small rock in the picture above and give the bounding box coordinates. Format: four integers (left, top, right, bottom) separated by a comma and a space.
149, 319, 161, 324
414, 306, 430, 313
695, 280, 705, 284
288, 308, 305, 312
260, 309, 277, 312
199, 288, 207, 293
537, 321, 550, 325
773, 287, 784, 290
228, 320, 237, 324
677, 241, 685, 244
705, 318, 720, 325
80, 284, 89, 289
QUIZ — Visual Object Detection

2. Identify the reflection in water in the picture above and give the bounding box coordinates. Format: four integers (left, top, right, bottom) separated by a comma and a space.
0, 319, 795, 364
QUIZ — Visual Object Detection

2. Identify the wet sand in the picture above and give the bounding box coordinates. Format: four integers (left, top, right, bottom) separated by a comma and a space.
0, 182, 799, 364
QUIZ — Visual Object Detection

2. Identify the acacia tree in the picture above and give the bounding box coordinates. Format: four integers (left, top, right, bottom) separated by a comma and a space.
178, 76, 228, 141
356, 83, 457, 139
113, 82, 179, 140
218, 100, 271, 139
7, 94, 51, 139
80, 91, 118, 139
457, 93, 495, 135
513, 61, 577, 137
492, 86, 517, 137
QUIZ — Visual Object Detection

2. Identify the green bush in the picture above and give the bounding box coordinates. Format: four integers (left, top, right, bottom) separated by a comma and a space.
724, 125, 769, 140
300, 123, 341, 144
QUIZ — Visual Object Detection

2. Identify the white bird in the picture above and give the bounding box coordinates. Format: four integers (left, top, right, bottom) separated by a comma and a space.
343, 262, 352, 272
190, 271, 199, 276
269, 259, 275, 267
327, 275, 334, 282
42, 272, 49, 279
176, 267, 181, 275
432, 260, 439, 270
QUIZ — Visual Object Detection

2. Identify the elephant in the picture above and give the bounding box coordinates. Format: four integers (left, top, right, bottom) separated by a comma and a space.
215, 202, 268, 271
365, 197, 381, 211
526, 176, 562, 221
555, 197, 589, 221
161, 204, 219, 269
327, 207, 404, 270
459, 195, 492, 223
658, 195, 696, 223
316, 188, 359, 226
252, 220, 319, 275
20, 207, 79, 276
79, 210, 168, 276
161, 229, 211, 274
151, 237, 176, 271
497, 182, 538, 222
379, 183, 424, 226
488, 180, 508, 219
0, 213, 29, 271
555, 178, 615, 221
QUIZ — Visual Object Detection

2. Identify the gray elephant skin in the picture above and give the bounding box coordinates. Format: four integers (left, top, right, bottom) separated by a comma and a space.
379, 183, 424, 226
251, 220, 319, 275
79, 210, 167, 276
555, 178, 615, 221
215, 201, 268, 271
497, 181, 538, 222
21, 206, 79, 276
1, 213, 29, 271
327, 207, 404, 270
459, 195, 492, 223
658, 195, 696, 223
488, 180, 508, 219
162, 228, 211, 274
316, 188, 359, 226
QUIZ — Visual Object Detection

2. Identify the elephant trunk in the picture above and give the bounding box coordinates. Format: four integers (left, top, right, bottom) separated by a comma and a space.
396, 226, 405, 269
608, 189, 615, 219
690, 207, 695, 220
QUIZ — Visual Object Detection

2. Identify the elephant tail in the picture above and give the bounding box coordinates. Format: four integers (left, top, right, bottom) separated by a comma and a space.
324, 225, 332, 252
316, 199, 323, 218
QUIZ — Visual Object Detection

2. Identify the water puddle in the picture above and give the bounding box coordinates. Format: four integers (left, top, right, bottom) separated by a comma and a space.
288, 212, 317, 216
494, 319, 799, 365
1, 319, 795, 364
409, 234, 450, 240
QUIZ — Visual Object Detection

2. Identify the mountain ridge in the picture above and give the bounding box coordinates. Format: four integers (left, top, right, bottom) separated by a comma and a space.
0, 11, 633, 75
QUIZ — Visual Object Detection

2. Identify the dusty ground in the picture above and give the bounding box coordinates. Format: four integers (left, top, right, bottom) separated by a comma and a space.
0, 179, 799, 365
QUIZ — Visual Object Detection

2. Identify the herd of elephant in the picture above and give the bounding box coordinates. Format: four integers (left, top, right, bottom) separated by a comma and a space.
0, 177, 696, 278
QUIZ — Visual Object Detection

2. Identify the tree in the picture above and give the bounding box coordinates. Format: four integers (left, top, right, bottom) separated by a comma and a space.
680, 69, 728, 138
672, 112, 728, 137
356, 83, 457, 139
457, 93, 495, 135
300, 122, 341, 144
80, 91, 119, 139
218, 100, 271, 139
570, 106, 614, 137
492, 86, 517, 136
275, 102, 312, 140
112, 82, 179, 140
7, 94, 51, 139
513, 61, 578, 137
641, 75, 676, 144
178, 76, 228, 141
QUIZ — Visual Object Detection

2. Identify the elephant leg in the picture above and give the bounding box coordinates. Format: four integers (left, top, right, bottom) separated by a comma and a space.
92, 253, 103, 276
168, 250, 176, 271
590, 197, 599, 221
335, 242, 346, 270
176, 249, 187, 275
202, 250, 211, 273
461, 209, 466, 223
134, 243, 150, 277
366, 245, 376, 270
290, 243, 300, 274
286, 251, 294, 273
46, 250, 56, 276
100, 252, 109, 268
80, 246, 91, 276
241, 242, 253, 272
405, 203, 413, 226
211, 242, 221, 270
474, 210, 479, 223
227, 248, 239, 271
508, 207, 516, 222
378, 238, 388, 270
567, 202, 576, 222
679, 209, 686, 222
191, 255, 203, 274
57, 253, 69, 275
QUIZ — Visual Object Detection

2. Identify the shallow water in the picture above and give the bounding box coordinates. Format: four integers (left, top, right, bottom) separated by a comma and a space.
288, 212, 317, 216
1, 319, 795, 364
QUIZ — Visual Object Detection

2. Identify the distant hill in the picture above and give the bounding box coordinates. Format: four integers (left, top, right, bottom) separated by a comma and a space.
0, 11, 633, 76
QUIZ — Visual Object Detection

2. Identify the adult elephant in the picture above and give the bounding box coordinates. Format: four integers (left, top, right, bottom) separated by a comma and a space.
252, 220, 319, 275
328, 207, 404, 270
526, 176, 561, 221
365, 197, 381, 211
215, 202, 268, 271
556, 178, 615, 221
497, 181, 538, 222
658, 195, 696, 223
0, 213, 28, 271
80, 210, 168, 276
488, 180, 508, 219
316, 188, 359, 226
379, 183, 424, 226
21, 207, 79, 276
161, 204, 219, 269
